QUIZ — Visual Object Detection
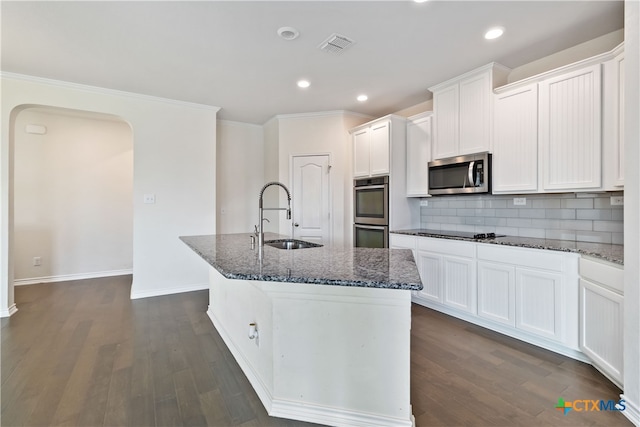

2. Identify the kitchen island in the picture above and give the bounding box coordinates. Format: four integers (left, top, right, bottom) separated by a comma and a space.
180, 233, 422, 427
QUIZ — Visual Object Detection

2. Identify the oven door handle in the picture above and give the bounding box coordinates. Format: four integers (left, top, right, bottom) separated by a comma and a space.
356, 184, 386, 190
468, 161, 475, 187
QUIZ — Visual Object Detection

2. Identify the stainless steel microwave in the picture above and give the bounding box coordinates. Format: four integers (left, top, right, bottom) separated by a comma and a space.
428, 152, 491, 195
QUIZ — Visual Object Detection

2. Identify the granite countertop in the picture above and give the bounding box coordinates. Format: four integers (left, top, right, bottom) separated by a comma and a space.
180, 233, 423, 290
392, 229, 624, 265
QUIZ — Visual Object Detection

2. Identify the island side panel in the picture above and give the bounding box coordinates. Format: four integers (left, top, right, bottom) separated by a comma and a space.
207, 267, 275, 408
206, 266, 413, 427
267, 285, 412, 426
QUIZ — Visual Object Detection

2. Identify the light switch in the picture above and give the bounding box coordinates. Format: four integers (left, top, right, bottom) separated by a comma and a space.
513, 197, 527, 206
143, 194, 156, 204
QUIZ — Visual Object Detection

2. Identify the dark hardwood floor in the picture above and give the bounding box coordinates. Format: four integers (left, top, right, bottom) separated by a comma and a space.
1, 276, 632, 427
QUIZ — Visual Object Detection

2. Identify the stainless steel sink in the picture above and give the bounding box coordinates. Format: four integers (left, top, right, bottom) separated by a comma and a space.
264, 239, 323, 250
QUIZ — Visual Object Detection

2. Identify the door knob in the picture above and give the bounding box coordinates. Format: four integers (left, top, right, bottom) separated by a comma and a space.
294, 223, 299, 227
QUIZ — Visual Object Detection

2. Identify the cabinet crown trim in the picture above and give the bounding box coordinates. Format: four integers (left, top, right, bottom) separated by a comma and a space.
428, 62, 511, 92
494, 42, 624, 94
348, 114, 406, 134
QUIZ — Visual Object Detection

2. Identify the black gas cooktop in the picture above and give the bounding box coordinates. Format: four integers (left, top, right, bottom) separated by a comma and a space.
420, 230, 506, 240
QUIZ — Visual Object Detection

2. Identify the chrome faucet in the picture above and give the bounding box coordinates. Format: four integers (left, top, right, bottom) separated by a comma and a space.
258, 181, 291, 247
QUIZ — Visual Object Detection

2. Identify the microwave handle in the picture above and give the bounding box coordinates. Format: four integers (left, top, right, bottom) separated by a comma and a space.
468, 161, 475, 187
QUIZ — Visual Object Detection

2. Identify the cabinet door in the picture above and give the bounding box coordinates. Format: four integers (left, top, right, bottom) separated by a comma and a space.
580, 278, 623, 386
416, 250, 443, 303
406, 115, 431, 197
539, 64, 602, 190
459, 72, 491, 155
615, 54, 625, 186
515, 268, 563, 341
477, 261, 516, 326
493, 85, 539, 193
369, 121, 390, 176
353, 128, 370, 178
432, 85, 459, 160
442, 255, 476, 314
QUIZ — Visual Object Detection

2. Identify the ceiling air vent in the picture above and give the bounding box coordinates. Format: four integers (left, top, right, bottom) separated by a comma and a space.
318, 33, 355, 54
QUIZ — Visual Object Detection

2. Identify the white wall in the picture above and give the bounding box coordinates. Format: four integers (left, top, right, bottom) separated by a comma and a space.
13, 108, 133, 283
508, 29, 624, 83
274, 112, 370, 246
1, 74, 219, 315
623, 0, 640, 423
216, 120, 264, 234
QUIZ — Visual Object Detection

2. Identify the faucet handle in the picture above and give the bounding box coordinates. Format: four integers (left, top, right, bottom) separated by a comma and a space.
254, 225, 259, 235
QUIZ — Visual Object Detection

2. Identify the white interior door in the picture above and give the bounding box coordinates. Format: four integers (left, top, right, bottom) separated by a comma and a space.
291, 155, 330, 244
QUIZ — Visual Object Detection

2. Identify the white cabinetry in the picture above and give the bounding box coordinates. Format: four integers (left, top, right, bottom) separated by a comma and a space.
477, 244, 578, 348
539, 64, 602, 191
492, 84, 539, 193
579, 256, 624, 387
429, 63, 510, 160
603, 47, 625, 189
477, 261, 515, 326
414, 237, 476, 314
406, 112, 432, 197
352, 117, 397, 178
493, 44, 625, 194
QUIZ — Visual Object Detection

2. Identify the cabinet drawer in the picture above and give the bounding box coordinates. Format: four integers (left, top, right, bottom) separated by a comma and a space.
477, 244, 563, 272
390, 234, 416, 253
580, 256, 623, 294
417, 237, 475, 258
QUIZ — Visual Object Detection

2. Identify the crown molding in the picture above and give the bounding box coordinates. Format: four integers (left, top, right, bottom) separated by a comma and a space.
0, 72, 221, 112
267, 110, 373, 124
217, 119, 264, 129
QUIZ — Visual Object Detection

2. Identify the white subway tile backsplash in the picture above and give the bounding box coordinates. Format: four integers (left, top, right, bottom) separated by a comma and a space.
562, 199, 594, 209
419, 193, 623, 244
576, 209, 612, 220
593, 220, 624, 233
518, 209, 546, 219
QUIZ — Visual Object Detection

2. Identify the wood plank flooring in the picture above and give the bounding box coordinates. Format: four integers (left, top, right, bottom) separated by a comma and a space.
1, 276, 632, 426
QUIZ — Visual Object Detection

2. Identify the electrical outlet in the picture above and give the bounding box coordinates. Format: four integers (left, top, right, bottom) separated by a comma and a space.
513, 197, 527, 206
143, 194, 156, 204
33, 257, 42, 266
610, 196, 624, 206
420, 200, 429, 207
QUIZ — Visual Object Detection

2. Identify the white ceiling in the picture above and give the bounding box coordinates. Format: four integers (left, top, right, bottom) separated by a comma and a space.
1, 1, 624, 124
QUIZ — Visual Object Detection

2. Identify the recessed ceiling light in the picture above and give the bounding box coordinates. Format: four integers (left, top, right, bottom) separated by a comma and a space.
357, 94, 368, 102
297, 80, 310, 88
484, 27, 505, 40
414, 0, 429, 3
277, 26, 300, 41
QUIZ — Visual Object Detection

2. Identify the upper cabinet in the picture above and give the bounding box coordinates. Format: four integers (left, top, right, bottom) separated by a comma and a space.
602, 47, 625, 189
406, 112, 432, 197
351, 115, 406, 179
492, 43, 624, 194
352, 117, 396, 178
539, 64, 602, 191
429, 63, 511, 160
493, 84, 539, 193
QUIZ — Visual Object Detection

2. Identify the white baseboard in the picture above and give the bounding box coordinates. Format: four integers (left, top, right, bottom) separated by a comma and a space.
130, 282, 208, 300
13, 269, 133, 286
620, 395, 640, 426
412, 296, 590, 363
0, 303, 18, 318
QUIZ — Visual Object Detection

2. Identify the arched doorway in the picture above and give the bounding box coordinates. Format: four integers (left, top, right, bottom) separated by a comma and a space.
10, 105, 133, 307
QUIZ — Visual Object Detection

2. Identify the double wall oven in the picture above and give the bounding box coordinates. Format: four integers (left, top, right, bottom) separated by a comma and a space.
353, 176, 389, 248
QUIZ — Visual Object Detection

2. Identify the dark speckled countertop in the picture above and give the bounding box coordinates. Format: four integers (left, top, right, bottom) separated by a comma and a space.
392, 229, 624, 265
180, 233, 423, 290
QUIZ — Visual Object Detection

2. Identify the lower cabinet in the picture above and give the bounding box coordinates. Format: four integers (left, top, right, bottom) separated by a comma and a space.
390, 234, 582, 360
477, 261, 515, 326
416, 237, 476, 314
579, 256, 624, 387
